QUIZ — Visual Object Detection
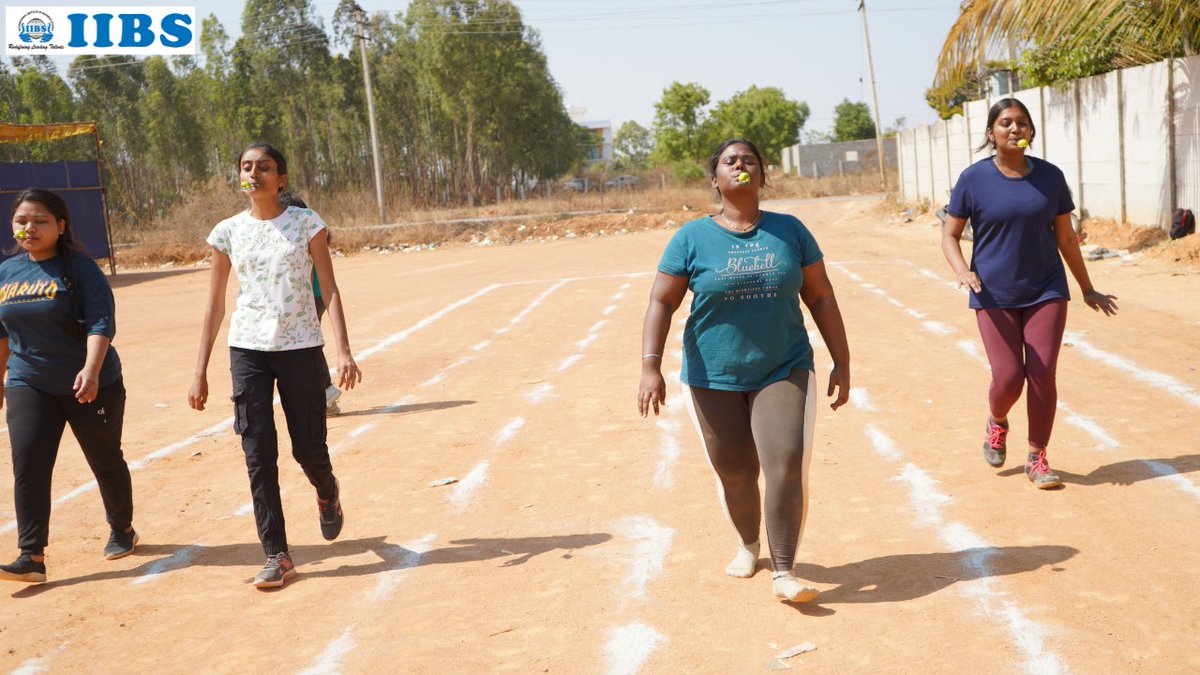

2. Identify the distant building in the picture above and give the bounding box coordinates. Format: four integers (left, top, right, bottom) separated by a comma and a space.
781, 138, 896, 178
568, 106, 612, 162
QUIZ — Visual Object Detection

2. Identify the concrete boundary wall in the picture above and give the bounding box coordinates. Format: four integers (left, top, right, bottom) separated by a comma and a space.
899, 55, 1200, 229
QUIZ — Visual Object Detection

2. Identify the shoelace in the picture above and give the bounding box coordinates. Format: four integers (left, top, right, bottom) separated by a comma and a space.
265, 552, 290, 569
986, 421, 1009, 449
1028, 450, 1051, 475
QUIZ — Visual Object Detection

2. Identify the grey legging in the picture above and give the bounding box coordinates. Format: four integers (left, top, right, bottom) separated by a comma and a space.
682, 368, 816, 571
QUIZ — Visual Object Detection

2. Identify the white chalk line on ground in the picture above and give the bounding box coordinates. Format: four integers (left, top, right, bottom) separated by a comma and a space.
601, 516, 674, 674
855, 390, 1067, 674
11, 642, 68, 675
904, 265, 1200, 494
1, 278, 513, 535
371, 533, 436, 603
910, 265, 1200, 409
296, 627, 356, 675
303, 276, 633, 670
604, 623, 667, 675
832, 262, 1135, 454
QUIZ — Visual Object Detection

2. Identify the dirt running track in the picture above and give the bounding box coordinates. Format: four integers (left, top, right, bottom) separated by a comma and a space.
2, 195, 1199, 674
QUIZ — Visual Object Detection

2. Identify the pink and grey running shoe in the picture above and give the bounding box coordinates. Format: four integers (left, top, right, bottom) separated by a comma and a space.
1025, 449, 1063, 489
983, 417, 1008, 468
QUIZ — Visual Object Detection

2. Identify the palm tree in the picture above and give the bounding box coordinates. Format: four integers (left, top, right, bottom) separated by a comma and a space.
931, 0, 1200, 102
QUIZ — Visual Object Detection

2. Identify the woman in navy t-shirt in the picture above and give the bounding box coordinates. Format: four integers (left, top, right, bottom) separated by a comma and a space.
0, 189, 137, 583
941, 98, 1118, 489
638, 139, 851, 603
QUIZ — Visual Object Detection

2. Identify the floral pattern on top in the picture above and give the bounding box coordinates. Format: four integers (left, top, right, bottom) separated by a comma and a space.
207, 206, 327, 351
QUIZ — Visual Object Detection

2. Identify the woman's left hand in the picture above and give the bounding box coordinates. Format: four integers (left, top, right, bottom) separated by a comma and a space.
827, 363, 850, 411
73, 370, 100, 404
337, 352, 363, 390
1082, 289, 1119, 316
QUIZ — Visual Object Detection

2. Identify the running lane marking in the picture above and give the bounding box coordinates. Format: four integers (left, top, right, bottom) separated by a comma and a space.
296, 627, 356, 675
371, 533, 437, 602
0, 418, 235, 536
853, 264, 1200, 499
356, 284, 502, 361
495, 280, 568, 335
2, 282, 504, 533
895, 463, 1065, 675
603, 623, 667, 675
449, 460, 491, 511
495, 418, 525, 445
11, 643, 68, 675
1064, 332, 1200, 408
614, 516, 675, 601
859, 411, 1067, 673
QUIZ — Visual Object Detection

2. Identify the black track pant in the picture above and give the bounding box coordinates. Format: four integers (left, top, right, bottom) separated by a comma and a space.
230, 347, 336, 556
683, 368, 816, 572
6, 380, 132, 555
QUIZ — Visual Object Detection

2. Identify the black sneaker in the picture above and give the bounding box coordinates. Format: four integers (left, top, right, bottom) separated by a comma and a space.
252, 552, 296, 588
0, 553, 47, 583
104, 528, 139, 560
318, 477, 343, 541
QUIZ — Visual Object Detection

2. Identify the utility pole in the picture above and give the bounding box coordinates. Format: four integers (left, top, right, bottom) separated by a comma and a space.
353, 3, 386, 224
857, 0, 887, 190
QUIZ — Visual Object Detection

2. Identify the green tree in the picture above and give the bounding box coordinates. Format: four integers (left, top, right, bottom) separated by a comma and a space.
651, 81, 711, 165
832, 100, 875, 142
708, 86, 809, 164
931, 0, 1199, 104
613, 121, 652, 169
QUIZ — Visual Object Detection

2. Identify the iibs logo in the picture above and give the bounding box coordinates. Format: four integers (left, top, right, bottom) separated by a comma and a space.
5, 6, 196, 56
17, 11, 54, 44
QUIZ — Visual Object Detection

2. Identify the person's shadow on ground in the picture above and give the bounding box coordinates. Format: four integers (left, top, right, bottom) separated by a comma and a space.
10, 532, 611, 597
997, 454, 1200, 487
791, 544, 1077, 607
333, 400, 475, 418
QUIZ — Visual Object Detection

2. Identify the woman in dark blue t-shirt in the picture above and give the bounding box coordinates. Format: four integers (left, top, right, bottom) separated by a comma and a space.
942, 98, 1118, 490
0, 189, 137, 583
638, 139, 851, 604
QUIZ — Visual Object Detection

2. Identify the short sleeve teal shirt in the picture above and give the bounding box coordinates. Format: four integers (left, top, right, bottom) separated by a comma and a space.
658, 211, 823, 391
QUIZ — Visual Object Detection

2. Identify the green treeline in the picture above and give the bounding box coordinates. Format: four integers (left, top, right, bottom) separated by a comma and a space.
0, 0, 586, 221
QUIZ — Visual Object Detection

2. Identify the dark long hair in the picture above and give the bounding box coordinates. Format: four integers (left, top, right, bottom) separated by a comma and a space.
977, 97, 1036, 152
7, 188, 85, 258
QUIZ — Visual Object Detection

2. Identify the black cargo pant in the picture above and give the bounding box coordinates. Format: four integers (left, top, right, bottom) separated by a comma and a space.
230, 347, 336, 556
6, 379, 132, 555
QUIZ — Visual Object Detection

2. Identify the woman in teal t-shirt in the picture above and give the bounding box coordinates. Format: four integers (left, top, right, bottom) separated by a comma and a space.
638, 139, 851, 603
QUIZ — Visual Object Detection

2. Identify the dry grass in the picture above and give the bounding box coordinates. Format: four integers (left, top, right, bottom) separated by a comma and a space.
107, 169, 895, 269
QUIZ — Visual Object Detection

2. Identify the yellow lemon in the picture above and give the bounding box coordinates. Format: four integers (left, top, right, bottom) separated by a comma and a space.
1017, 139, 1029, 148
240, 181, 253, 191
737, 172, 752, 184
14, 229, 28, 241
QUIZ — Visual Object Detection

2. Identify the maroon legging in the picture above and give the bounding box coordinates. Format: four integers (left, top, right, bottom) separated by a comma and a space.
975, 299, 1068, 450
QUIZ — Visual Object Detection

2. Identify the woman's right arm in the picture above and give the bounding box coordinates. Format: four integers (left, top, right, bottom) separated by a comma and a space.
638, 272, 688, 417
941, 214, 982, 293
188, 250, 232, 411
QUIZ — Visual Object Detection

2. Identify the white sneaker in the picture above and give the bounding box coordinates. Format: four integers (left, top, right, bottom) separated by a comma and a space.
725, 541, 760, 578
325, 386, 342, 416
772, 572, 819, 603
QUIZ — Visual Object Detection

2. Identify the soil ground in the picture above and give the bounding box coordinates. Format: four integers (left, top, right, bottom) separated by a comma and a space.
2, 194, 1198, 673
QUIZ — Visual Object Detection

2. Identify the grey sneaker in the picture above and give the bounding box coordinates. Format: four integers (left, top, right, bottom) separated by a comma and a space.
0, 553, 46, 583
253, 552, 296, 588
983, 417, 1008, 468
325, 386, 342, 417
1025, 449, 1063, 489
104, 528, 139, 560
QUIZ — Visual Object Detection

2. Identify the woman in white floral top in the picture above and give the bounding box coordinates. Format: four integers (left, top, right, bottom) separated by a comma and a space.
188, 143, 362, 589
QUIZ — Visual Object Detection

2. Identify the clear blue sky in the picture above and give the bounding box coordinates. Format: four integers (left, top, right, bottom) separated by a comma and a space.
15, 0, 965, 137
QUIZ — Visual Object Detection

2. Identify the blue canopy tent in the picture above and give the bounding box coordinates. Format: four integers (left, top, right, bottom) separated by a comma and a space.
0, 123, 116, 274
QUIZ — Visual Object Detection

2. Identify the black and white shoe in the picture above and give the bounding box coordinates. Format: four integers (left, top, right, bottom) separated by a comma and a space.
318, 478, 344, 541
104, 528, 140, 560
0, 553, 47, 583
